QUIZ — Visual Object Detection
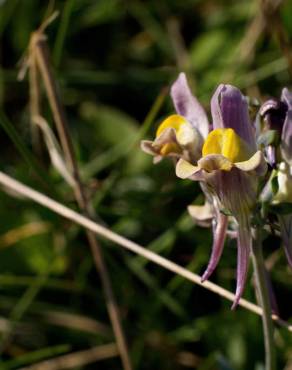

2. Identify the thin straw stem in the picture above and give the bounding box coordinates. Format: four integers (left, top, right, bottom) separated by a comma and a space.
251, 227, 276, 370
30, 30, 132, 370
0, 170, 291, 333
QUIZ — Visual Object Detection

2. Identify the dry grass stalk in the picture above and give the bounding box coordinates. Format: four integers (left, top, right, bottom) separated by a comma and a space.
20, 343, 119, 370
0, 170, 291, 333
0, 221, 51, 249
40, 310, 111, 337
24, 18, 132, 370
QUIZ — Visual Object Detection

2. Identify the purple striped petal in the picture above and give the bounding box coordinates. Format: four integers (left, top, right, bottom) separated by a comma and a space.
207, 169, 257, 218
211, 84, 256, 150
201, 211, 228, 282
232, 221, 251, 309
281, 88, 292, 164
199, 169, 254, 308
171, 73, 209, 139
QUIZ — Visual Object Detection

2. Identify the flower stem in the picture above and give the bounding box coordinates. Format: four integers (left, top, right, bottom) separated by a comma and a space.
251, 226, 276, 370
30, 29, 132, 370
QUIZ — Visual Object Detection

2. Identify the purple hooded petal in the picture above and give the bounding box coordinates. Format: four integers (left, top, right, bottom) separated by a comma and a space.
260, 98, 283, 117
170, 73, 209, 139
278, 214, 292, 268
231, 222, 251, 309
259, 96, 288, 167
211, 84, 256, 150
281, 88, 292, 164
201, 211, 228, 282
260, 98, 288, 131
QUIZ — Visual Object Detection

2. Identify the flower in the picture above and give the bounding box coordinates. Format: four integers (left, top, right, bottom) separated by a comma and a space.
260, 88, 292, 266
176, 84, 267, 308
141, 74, 215, 226
141, 73, 209, 164
141, 74, 268, 307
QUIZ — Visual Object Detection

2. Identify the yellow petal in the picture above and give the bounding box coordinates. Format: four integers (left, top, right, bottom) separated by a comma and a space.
156, 114, 187, 137
176, 122, 199, 146
176, 158, 199, 179
234, 150, 265, 172
202, 128, 251, 163
188, 202, 213, 221
160, 142, 181, 156
198, 154, 233, 172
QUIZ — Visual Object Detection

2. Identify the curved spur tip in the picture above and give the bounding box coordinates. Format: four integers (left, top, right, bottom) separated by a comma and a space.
201, 268, 213, 283
201, 275, 207, 284
231, 296, 240, 310
231, 285, 244, 310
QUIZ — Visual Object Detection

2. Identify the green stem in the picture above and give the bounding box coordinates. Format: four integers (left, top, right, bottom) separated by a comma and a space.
251, 227, 276, 370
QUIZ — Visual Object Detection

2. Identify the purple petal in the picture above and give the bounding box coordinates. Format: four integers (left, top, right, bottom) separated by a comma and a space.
205, 170, 254, 310
170, 73, 209, 139
207, 169, 256, 218
282, 88, 292, 109
265, 146, 277, 169
259, 98, 287, 131
231, 222, 251, 309
278, 214, 292, 268
259, 98, 282, 117
198, 169, 256, 309
201, 211, 228, 282
211, 84, 256, 150
210, 85, 224, 129
281, 88, 292, 164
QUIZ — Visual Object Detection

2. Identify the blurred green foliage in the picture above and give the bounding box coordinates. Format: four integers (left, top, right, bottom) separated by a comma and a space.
0, 0, 292, 369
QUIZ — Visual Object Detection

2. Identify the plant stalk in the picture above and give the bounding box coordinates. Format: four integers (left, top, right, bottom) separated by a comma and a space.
251, 226, 276, 370
0, 170, 292, 333
30, 30, 132, 370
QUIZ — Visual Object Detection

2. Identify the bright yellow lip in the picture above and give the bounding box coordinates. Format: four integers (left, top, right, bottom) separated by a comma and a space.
159, 142, 180, 156
202, 128, 251, 163
156, 114, 187, 137
155, 114, 188, 156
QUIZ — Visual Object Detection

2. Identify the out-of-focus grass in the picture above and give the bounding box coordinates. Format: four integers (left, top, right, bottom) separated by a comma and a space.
0, 0, 292, 369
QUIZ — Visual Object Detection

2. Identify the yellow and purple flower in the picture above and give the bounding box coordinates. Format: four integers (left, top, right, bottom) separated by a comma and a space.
141, 73, 209, 164
141, 74, 268, 308
141, 74, 213, 226
175, 84, 267, 308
